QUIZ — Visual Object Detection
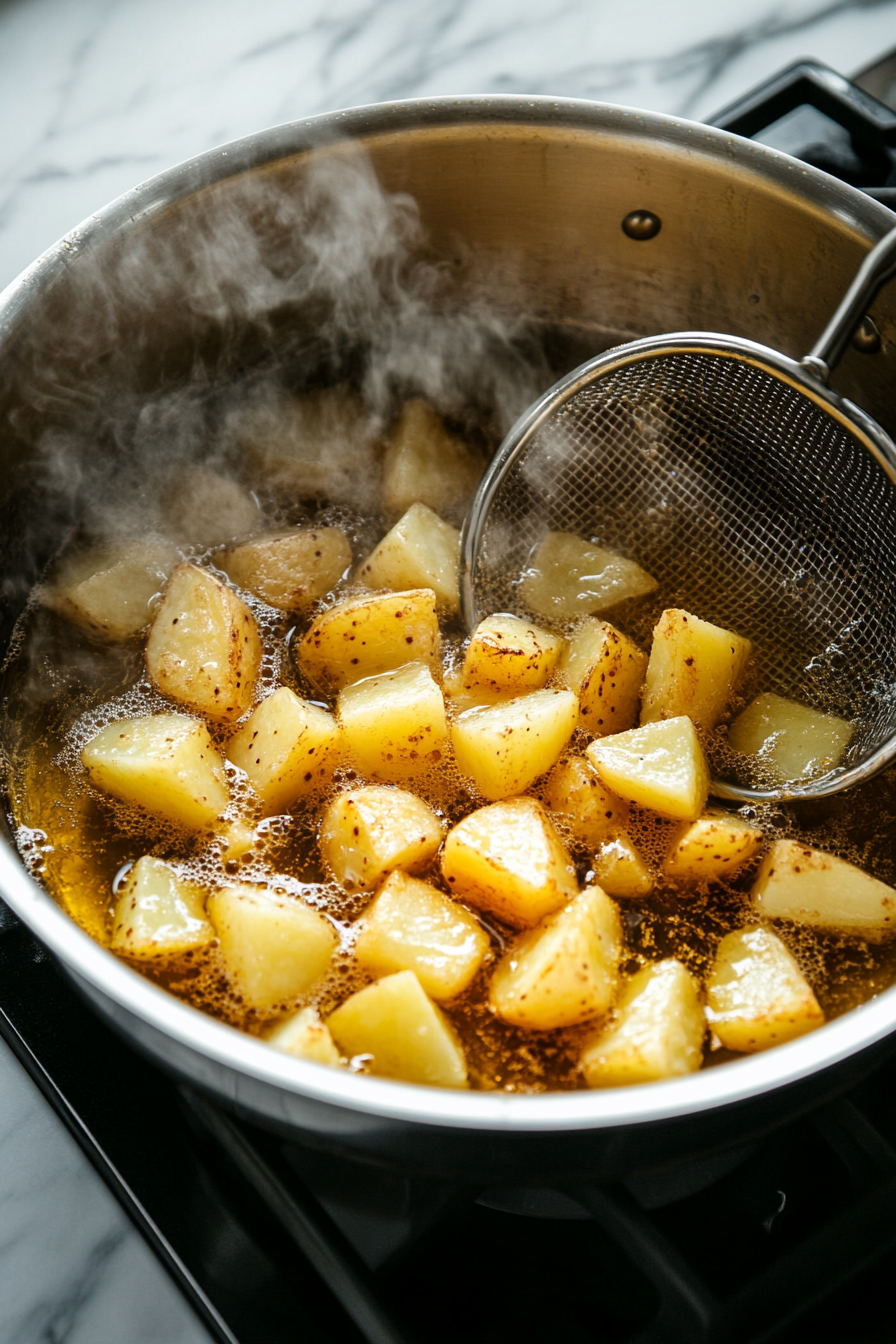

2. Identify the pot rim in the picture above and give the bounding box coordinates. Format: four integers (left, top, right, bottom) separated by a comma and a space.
2, 93, 895, 1135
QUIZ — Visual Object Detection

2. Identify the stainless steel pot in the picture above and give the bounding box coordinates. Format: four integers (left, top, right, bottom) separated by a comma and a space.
2, 97, 895, 1184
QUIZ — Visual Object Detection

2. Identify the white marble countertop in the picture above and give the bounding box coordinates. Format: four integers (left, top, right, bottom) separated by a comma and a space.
1, 2, 895, 1340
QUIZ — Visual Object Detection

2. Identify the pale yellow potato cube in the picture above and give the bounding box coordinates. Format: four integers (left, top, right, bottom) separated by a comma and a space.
146, 563, 262, 723
451, 689, 578, 801
82, 714, 229, 829
381, 400, 483, 518
358, 503, 460, 611
706, 926, 824, 1053
297, 588, 440, 690
111, 856, 213, 959
441, 797, 577, 929
158, 465, 261, 548
227, 688, 341, 814
587, 716, 709, 822
543, 757, 628, 848
442, 665, 511, 717
663, 810, 764, 886
338, 662, 448, 781
354, 871, 489, 1001
521, 531, 657, 621
264, 1007, 342, 1066
462, 614, 565, 696
752, 840, 896, 942
560, 619, 647, 737
641, 609, 751, 731
327, 970, 468, 1087
221, 527, 351, 612
581, 959, 705, 1086
489, 887, 622, 1030
45, 538, 178, 642
592, 832, 654, 899
319, 786, 443, 892
728, 692, 853, 784
207, 884, 338, 1011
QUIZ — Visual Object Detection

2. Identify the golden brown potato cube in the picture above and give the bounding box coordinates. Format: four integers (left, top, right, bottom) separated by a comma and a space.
706, 926, 824, 1053
264, 1007, 342, 1066
297, 588, 440, 690
207, 884, 338, 1011
587, 716, 709, 822
560, 619, 647, 737
728, 692, 853, 784
158, 465, 261, 548
640, 609, 751, 731
354, 871, 489, 1001
441, 797, 577, 929
221, 527, 351, 612
319, 786, 443, 892
451, 688, 579, 801
543, 757, 628, 848
358, 503, 460, 611
227, 688, 341, 814
461, 614, 565, 696
663, 809, 764, 885
45, 538, 178, 643
146, 562, 262, 722
592, 832, 654, 899
521, 531, 657, 621
82, 714, 229, 829
752, 839, 896, 942
111, 856, 213, 959
489, 886, 622, 1030
381, 400, 483, 519
327, 970, 468, 1088
338, 662, 448, 781
581, 959, 705, 1086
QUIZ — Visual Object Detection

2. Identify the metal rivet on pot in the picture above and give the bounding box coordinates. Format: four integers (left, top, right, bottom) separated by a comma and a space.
622, 210, 661, 240
852, 316, 881, 354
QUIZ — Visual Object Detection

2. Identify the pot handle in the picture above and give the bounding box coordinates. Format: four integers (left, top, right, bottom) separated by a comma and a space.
805, 225, 896, 376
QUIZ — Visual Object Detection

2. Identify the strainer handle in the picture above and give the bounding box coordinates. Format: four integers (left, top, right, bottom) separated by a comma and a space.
807, 224, 896, 377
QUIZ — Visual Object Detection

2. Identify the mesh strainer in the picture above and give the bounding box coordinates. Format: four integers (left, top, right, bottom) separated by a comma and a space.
460, 227, 896, 802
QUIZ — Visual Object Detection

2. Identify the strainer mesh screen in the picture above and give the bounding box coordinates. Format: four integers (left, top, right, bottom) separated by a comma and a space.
473, 350, 896, 769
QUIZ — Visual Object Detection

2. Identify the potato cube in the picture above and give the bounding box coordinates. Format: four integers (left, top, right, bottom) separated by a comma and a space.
581, 959, 705, 1086
561, 619, 647, 737
706, 926, 824, 1052
221, 527, 351, 612
146, 563, 262, 722
489, 887, 622, 1030
521, 531, 657, 621
441, 797, 577, 928
319, 786, 443, 892
752, 839, 896, 942
641, 609, 751, 731
264, 1007, 342, 1066
45, 538, 178, 642
82, 714, 229, 829
326, 970, 468, 1088
297, 588, 440, 690
663, 810, 764, 886
207, 884, 338, 1011
587, 716, 709, 822
158, 465, 261, 548
592, 832, 653, 899
354, 872, 489, 1001
227, 688, 341, 814
727, 692, 853, 783
451, 689, 579, 800
358, 503, 460, 611
111, 856, 213, 959
462, 614, 565, 696
543, 757, 628, 848
338, 662, 448, 781
381, 400, 483, 518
